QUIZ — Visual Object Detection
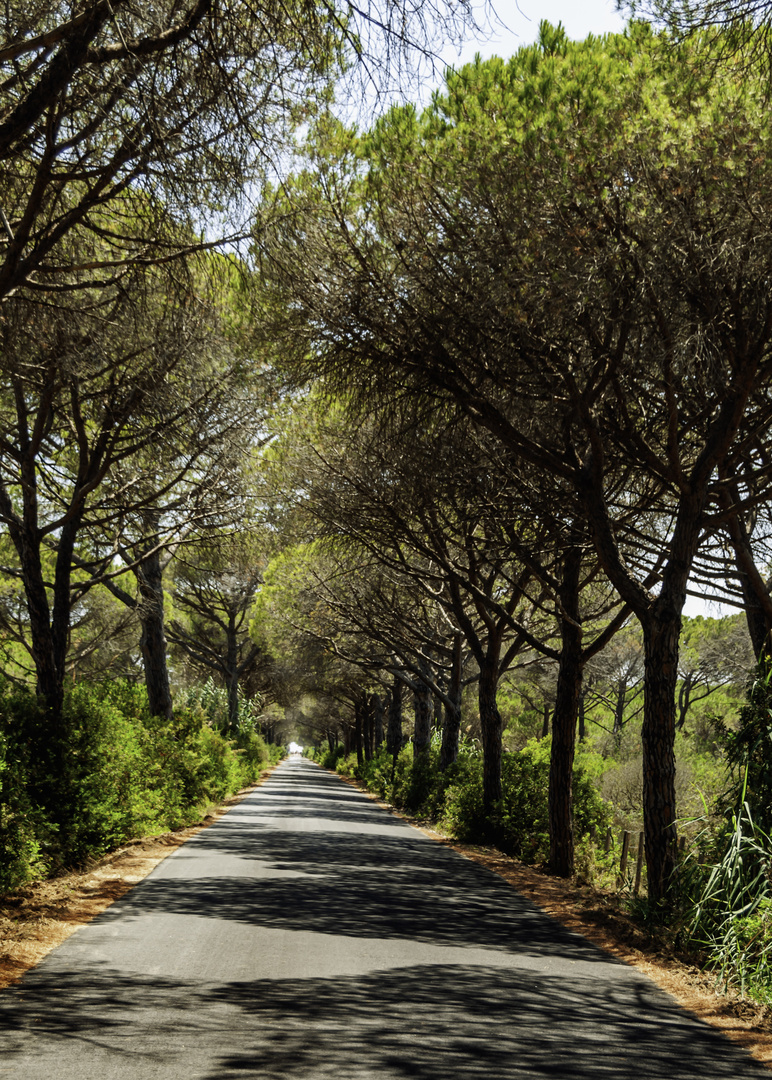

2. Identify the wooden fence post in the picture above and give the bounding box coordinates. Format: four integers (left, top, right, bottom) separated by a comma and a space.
617, 830, 631, 886
634, 831, 645, 894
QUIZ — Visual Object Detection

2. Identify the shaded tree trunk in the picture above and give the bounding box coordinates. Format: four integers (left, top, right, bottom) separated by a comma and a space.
578, 692, 586, 743
641, 605, 680, 901
363, 695, 373, 762
478, 643, 503, 812
372, 693, 384, 751
387, 675, 403, 755
540, 706, 550, 740
354, 699, 364, 766
440, 633, 463, 769
549, 544, 583, 878
226, 612, 239, 734
413, 673, 432, 758
137, 543, 173, 721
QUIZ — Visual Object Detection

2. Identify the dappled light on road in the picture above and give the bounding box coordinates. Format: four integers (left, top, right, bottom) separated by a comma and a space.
0, 760, 766, 1078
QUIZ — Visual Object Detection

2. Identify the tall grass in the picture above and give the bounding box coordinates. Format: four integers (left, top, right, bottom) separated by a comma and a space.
680, 791, 772, 1001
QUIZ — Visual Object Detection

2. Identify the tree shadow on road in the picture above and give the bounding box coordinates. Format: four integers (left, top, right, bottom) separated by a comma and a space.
0, 962, 765, 1079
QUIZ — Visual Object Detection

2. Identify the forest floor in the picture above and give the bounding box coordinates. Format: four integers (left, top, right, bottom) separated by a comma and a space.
1, 764, 771, 1071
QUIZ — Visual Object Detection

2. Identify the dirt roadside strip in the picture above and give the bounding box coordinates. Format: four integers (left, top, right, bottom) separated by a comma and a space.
2, 758, 772, 1071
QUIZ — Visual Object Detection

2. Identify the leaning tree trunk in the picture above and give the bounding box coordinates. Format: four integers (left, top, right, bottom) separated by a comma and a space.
549, 545, 583, 878
137, 544, 173, 721
440, 633, 463, 769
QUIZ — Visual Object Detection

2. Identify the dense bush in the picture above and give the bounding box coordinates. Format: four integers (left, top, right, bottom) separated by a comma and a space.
310, 744, 346, 770
333, 735, 612, 862
719, 658, 772, 832
0, 679, 280, 892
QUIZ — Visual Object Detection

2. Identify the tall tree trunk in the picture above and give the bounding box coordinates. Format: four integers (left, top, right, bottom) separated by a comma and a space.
12, 511, 78, 725
387, 675, 403, 755
363, 695, 373, 762
21, 537, 63, 719
354, 700, 364, 766
549, 545, 583, 878
413, 674, 432, 758
578, 692, 586, 743
478, 644, 503, 813
641, 602, 681, 902
137, 543, 173, 720
440, 633, 463, 769
372, 693, 384, 751
540, 706, 550, 739
226, 611, 240, 734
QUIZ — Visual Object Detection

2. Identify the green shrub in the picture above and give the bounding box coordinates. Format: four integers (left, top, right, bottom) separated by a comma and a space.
439, 738, 611, 861
314, 744, 346, 770
0, 678, 277, 892
335, 735, 612, 864
0, 725, 51, 891
719, 657, 772, 833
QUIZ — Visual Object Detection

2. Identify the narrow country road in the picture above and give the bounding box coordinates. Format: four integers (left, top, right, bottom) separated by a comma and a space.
0, 758, 765, 1079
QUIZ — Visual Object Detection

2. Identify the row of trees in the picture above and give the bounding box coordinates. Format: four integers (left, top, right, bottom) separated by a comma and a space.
0, 0, 479, 746
253, 20, 772, 900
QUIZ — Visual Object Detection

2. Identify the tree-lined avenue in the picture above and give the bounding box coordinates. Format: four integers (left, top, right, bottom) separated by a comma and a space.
0, 758, 765, 1078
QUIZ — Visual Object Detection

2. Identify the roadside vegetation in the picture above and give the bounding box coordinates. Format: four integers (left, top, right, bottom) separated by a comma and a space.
5, 0, 772, 1018
0, 679, 281, 893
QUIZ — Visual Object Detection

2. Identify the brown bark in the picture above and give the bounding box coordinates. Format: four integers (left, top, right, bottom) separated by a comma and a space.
387, 675, 403, 755
413, 676, 432, 758
372, 693, 384, 751
478, 651, 503, 812
354, 701, 364, 767
641, 605, 680, 901
137, 545, 173, 721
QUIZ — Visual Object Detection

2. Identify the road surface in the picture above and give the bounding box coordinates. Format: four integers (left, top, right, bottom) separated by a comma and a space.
0, 757, 766, 1078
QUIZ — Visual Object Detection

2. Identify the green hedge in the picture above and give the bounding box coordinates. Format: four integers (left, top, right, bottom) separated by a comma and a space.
0, 680, 280, 893
333, 736, 611, 862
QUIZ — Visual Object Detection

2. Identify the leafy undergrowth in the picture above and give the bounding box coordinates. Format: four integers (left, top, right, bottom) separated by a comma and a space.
318, 738, 611, 864
0, 679, 282, 891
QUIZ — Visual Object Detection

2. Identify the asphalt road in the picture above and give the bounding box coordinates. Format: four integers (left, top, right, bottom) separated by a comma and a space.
0, 757, 766, 1079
